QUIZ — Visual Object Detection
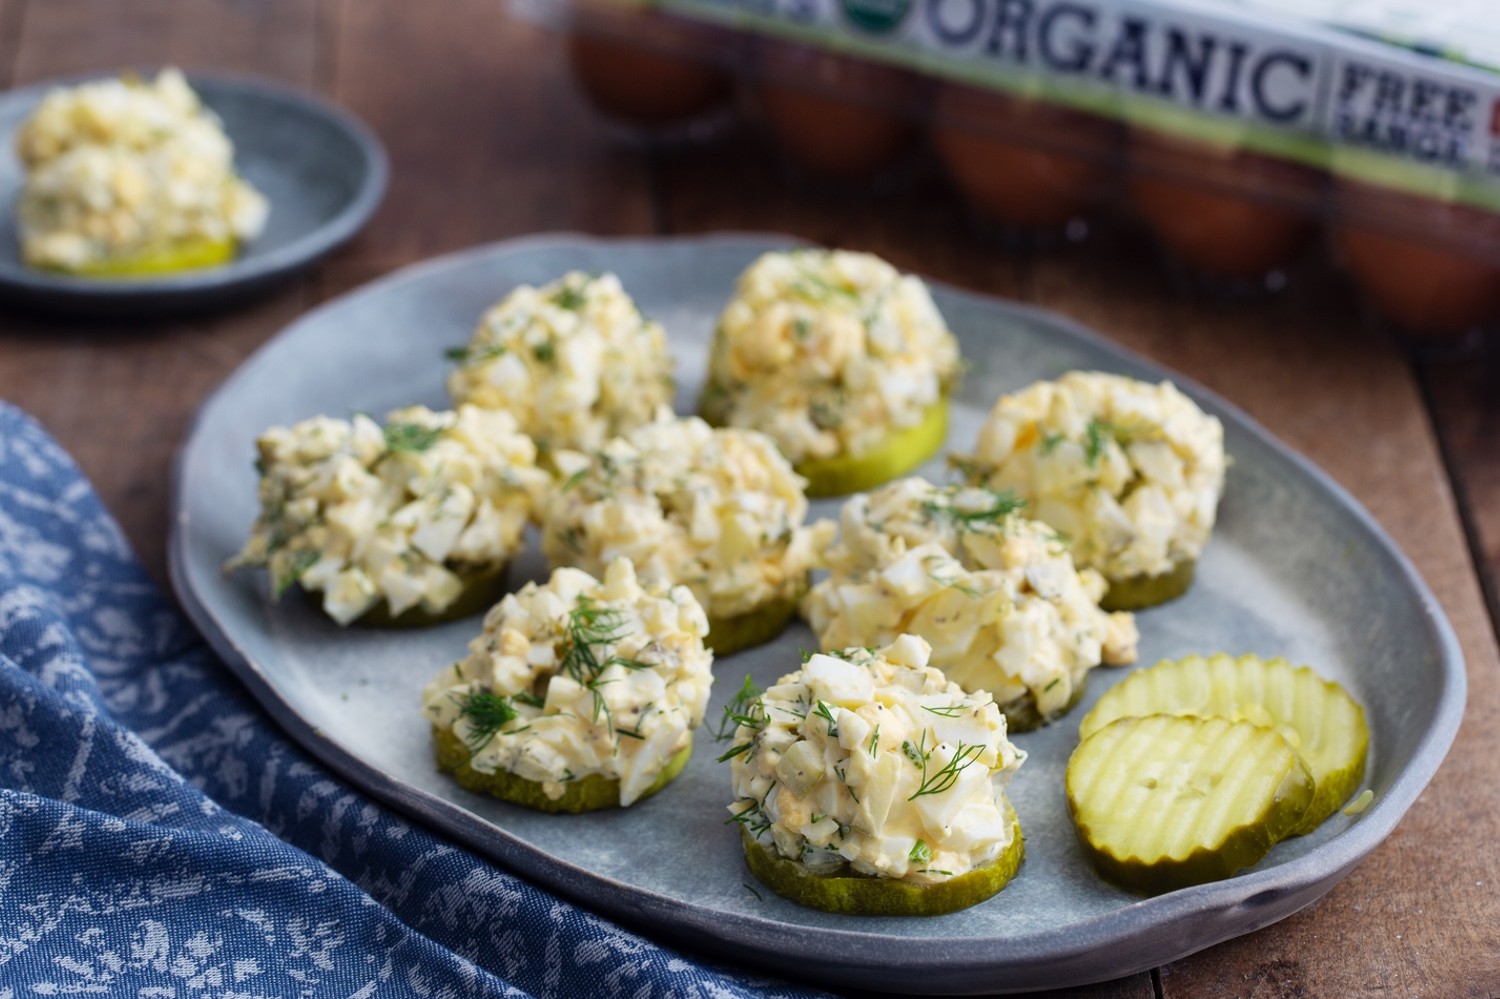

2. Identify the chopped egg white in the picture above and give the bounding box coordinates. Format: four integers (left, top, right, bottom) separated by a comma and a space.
541, 415, 835, 623
229, 404, 548, 625
727, 636, 1023, 883
954, 371, 1226, 583
705, 249, 960, 464
446, 271, 674, 454
15, 68, 268, 272
802, 478, 1137, 721
423, 558, 713, 805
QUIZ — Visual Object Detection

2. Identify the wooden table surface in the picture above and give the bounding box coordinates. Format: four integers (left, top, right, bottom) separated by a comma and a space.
2, 2, 1498, 996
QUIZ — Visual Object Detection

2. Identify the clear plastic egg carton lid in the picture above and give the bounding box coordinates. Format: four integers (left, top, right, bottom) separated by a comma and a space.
518, 0, 1500, 338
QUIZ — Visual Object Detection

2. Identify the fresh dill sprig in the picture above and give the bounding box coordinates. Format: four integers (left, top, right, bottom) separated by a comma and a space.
532, 340, 556, 363
921, 488, 1026, 527
383, 422, 445, 454
455, 689, 519, 751
1084, 418, 1113, 467
813, 700, 839, 738
715, 676, 767, 762
908, 739, 985, 800
726, 799, 772, 838
551, 283, 588, 310
558, 596, 630, 684
273, 549, 319, 599
909, 840, 932, 863
922, 703, 968, 718
928, 571, 984, 599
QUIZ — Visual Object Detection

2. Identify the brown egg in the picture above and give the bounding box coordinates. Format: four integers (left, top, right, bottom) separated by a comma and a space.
754, 44, 923, 181
566, 11, 732, 127
1128, 129, 1321, 281
1331, 182, 1500, 338
931, 84, 1117, 229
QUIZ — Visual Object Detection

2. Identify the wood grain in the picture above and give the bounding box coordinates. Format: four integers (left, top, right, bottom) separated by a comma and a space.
0, 0, 23, 87
1420, 340, 1500, 626
9, 0, 321, 85
323, 0, 655, 278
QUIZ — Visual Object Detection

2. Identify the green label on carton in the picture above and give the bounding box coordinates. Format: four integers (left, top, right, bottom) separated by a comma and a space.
647, 0, 1500, 211
840, 0, 911, 34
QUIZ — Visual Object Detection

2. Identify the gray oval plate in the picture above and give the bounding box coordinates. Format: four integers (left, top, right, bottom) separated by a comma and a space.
169, 233, 1465, 995
0, 71, 387, 318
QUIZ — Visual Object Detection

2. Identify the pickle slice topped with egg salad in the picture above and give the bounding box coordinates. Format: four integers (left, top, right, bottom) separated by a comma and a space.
722, 635, 1026, 915
802, 478, 1138, 730
227, 404, 548, 627
541, 414, 835, 655
953, 371, 1226, 609
14, 68, 268, 276
699, 248, 961, 497
424, 558, 713, 812
446, 271, 675, 457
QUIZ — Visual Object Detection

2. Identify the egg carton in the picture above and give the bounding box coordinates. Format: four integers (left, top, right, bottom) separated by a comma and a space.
518, 0, 1500, 338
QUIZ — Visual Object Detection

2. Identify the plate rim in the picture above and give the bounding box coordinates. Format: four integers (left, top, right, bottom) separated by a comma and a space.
168, 231, 1468, 993
0, 68, 388, 303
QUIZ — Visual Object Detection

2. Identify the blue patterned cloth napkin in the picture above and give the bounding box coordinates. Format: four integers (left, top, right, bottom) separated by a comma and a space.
0, 403, 827, 997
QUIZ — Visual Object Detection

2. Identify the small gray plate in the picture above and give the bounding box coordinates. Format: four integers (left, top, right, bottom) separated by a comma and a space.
169, 233, 1465, 995
0, 71, 386, 318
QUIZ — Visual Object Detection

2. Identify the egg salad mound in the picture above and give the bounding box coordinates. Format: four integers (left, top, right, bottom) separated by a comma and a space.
953, 371, 1226, 609
701, 249, 960, 494
423, 558, 714, 811
446, 271, 674, 455
540, 415, 835, 653
723, 636, 1025, 914
228, 404, 548, 626
15, 68, 268, 275
802, 478, 1138, 729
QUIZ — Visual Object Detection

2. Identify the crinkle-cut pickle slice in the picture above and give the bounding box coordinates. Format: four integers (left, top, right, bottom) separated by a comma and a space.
995, 674, 1088, 734
1066, 715, 1313, 895
43, 235, 237, 277
741, 802, 1024, 916
433, 726, 691, 813
708, 588, 804, 656
1100, 558, 1196, 611
350, 562, 509, 629
1080, 653, 1369, 835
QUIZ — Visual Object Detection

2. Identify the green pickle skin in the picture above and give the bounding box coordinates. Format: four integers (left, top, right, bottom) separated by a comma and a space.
699, 389, 949, 499
997, 675, 1087, 734
433, 727, 692, 813
1100, 558, 1197, 611
41, 235, 238, 277
741, 803, 1024, 916
706, 587, 805, 657
1066, 715, 1314, 895
794, 399, 949, 499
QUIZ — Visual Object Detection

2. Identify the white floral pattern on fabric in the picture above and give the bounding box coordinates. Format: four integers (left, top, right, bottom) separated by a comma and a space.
0, 403, 825, 999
